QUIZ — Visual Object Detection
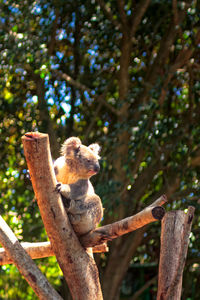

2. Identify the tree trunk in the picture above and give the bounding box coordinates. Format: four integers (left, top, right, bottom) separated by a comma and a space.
157, 207, 195, 300
22, 132, 103, 300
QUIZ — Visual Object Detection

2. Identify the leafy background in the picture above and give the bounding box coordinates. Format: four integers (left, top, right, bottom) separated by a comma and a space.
0, 0, 200, 299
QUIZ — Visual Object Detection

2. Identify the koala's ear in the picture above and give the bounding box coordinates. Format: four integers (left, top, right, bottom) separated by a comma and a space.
61, 137, 82, 157
88, 143, 101, 156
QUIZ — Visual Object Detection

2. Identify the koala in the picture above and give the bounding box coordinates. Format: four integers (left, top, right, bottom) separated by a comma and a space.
54, 137, 103, 236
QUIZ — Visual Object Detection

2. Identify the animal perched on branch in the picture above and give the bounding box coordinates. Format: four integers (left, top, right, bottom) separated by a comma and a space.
54, 137, 103, 236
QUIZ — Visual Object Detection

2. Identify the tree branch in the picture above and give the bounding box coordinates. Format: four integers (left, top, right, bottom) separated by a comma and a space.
157, 206, 195, 300
80, 195, 167, 247
0, 216, 62, 300
22, 132, 103, 300
0, 242, 109, 265
130, 275, 157, 300
117, 0, 128, 31
96, 0, 121, 30
48, 8, 59, 56
130, 0, 151, 36
55, 70, 119, 116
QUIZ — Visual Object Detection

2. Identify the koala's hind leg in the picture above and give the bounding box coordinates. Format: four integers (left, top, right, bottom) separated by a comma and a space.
68, 213, 81, 225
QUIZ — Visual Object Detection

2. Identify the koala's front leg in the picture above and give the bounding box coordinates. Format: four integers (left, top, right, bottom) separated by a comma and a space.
55, 183, 76, 212
55, 182, 70, 198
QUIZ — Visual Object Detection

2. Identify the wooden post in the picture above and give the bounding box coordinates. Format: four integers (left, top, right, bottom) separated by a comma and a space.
0, 216, 63, 300
22, 132, 103, 300
157, 207, 195, 300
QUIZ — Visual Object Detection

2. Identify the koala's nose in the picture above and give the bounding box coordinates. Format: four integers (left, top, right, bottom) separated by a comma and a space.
94, 163, 100, 173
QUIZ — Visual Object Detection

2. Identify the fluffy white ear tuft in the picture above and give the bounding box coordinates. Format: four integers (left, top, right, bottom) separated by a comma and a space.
61, 137, 82, 156
88, 143, 101, 156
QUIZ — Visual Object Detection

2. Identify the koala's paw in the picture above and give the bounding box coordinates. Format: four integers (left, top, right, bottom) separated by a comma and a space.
55, 183, 71, 209
55, 183, 70, 197
55, 182, 62, 193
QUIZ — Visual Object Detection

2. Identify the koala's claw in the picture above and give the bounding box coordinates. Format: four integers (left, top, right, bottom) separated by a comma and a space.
55, 182, 62, 193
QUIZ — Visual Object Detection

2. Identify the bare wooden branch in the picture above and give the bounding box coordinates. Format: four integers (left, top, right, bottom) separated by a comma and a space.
22, 132, 103, 300
0, 242, 108, 265
80, 195, 167, 247
131, 275, 157, 300
55, 70, 119, 116
96, 0, 121, 30
0, 216, 63, 300
157, 206, 195, 300
117, 0, 128, 31
131, 0, 151, 36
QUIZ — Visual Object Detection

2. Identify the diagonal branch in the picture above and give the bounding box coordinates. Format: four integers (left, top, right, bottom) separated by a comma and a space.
130, 0, 151, 36
97, 0, 121, 30
55, 70, 119, 115
117, 0, 128, 31
0, 216, 62, 299
80, 194, 167, 247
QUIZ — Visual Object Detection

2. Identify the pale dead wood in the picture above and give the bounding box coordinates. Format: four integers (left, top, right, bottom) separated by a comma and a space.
0, 216, 63, 300
157, 206, 195, 300
0, 242, 109, 265
22, 132, 103, 300
80, 195, 167, 247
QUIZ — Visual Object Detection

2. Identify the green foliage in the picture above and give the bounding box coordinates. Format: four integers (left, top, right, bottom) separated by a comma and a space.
0, 0, 200, 299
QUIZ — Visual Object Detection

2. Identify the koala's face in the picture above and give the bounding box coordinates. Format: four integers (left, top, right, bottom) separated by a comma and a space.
75, 145, 100, 179
61, 137, 101, 179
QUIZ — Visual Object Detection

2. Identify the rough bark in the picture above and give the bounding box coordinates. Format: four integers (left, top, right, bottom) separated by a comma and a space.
22, 132, 103, 300
0, 242, 109, 265
0, 216, 62, 300
157, 206, 195, 300
81, 195, 167, 247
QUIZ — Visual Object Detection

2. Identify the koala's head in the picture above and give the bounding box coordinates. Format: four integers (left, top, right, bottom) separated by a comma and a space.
61, 137, 101, 179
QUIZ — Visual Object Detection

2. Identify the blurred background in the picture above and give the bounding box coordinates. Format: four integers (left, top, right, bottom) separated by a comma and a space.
0, 0, 200, 299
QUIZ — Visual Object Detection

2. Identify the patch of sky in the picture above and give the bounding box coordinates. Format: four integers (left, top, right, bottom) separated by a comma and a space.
45, 86, 55, 99
173, 87, 181, 96
90, 57, 96, 66
61, 100, 71, 118
69, 12, 76, 29
75, 98, 81, 106
23, 95, 38, 107
8, 5, 20, 14
74, 114, 81, 122
0, 17, 6, 23
51, 63, 59, 70
88, 49, 98, 57
84, 90, 92, 102
57, 29, 67, 40
56, 51, 64, 60
48, 97, 54, 105
31, 4, 42, 15
15, 68, 24, 74
39, 18, 47, 26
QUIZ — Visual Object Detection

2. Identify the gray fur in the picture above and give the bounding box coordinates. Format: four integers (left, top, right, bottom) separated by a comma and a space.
54, 137, 103, 236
